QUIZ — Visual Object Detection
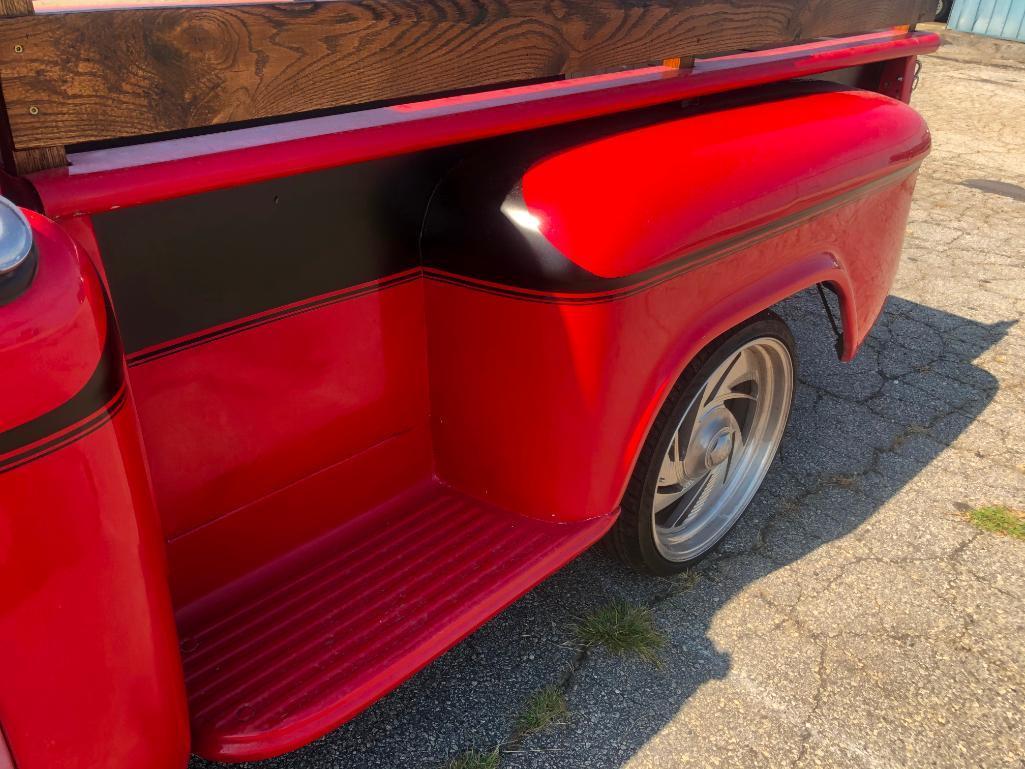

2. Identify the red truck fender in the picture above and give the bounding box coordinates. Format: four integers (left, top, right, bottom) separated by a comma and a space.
421, 82, 929, 522
0, 211, 189, 769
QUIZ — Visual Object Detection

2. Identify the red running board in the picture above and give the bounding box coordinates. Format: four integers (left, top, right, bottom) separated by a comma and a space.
176, 481, 615, 762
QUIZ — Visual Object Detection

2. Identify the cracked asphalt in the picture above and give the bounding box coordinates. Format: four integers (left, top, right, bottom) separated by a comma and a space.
192, 29, 1025, 769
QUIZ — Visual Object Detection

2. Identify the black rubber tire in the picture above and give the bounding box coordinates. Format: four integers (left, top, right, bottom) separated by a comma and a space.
605, 311, 797, 575
936, 0, 953, 23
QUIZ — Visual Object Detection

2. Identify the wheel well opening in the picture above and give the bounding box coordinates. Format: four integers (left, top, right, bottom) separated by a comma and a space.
765, 281, 849, 364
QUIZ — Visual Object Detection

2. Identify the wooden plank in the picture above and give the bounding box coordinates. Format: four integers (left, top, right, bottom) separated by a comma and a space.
0, 0, 937, 151
10, 144, 65, 172
0, 0, 69, 171
0, 0, 33, 15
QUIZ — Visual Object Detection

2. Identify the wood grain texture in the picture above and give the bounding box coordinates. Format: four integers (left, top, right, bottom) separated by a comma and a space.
10, 144, 65, 172
0, 0, 936, 150
0, 0, 57, 171
0, 0, 33, 17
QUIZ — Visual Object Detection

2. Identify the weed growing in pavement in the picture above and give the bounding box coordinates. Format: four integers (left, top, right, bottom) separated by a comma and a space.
575, 600, 666, 665
514, 685, 568, 737
445, 747, 500, 769
676, 568, 700, 591
966, 505, 1025, 541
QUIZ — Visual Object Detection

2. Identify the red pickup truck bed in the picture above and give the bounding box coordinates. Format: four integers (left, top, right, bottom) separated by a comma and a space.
0, 3, 937, 767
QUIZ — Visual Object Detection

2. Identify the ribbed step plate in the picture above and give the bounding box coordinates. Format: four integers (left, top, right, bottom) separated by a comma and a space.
178, 482, 614, 761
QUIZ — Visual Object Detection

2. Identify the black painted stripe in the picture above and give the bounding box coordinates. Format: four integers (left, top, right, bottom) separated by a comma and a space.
0, 294, 126, 474
119, 161, 918, 367
0, 386, 128, 475
95, 85, 908, 357
92, 153, 446, 355
127, 270, 420, 366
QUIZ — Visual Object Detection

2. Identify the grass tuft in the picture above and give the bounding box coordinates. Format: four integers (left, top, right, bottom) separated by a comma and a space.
515, 685, 568, 737
575, 600, 666, 664
676, 568, 700, 591
445, 747, 500, 769
966, 505, 1025, 541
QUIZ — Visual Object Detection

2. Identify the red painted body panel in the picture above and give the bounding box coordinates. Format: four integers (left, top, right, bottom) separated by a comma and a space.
167, 425, 433, 607
427, 173, 918, 521
0, 217, 189, 769
0, 213, 107, 430
522, 88, 928, 278
130, 274, 430, 541
0, 31, 932, 769
0, 408, 190, 769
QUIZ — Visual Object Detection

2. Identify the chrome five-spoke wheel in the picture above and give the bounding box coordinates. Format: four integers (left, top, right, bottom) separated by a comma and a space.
608, 312, 796, 574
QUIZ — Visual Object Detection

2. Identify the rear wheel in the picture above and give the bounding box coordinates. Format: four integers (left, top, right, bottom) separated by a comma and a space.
608, 312, 796, 574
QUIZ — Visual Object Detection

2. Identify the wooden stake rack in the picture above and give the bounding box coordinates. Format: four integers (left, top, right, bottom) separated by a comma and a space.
0, 0, 935, 174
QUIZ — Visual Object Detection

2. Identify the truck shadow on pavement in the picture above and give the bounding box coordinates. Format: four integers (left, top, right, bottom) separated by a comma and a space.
190, 290, 1014, 769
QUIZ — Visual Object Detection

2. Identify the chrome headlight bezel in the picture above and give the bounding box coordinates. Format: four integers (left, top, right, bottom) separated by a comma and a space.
0, 196, 34, 277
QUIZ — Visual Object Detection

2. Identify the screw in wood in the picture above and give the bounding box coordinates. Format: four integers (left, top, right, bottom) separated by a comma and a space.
13, 45, 23, 54
28, 106, 38, 115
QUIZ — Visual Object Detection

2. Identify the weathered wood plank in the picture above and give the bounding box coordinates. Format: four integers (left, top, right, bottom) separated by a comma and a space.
9, 144, 66, 173
0, 0, 71, 170
0, 0, 33, 16
0, 0, 936, 150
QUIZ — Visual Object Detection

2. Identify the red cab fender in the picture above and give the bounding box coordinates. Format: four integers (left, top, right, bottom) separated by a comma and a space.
0, 210, 189, 769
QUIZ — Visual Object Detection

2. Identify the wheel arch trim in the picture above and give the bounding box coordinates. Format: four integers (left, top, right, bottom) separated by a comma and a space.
614, 252, 858, 509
